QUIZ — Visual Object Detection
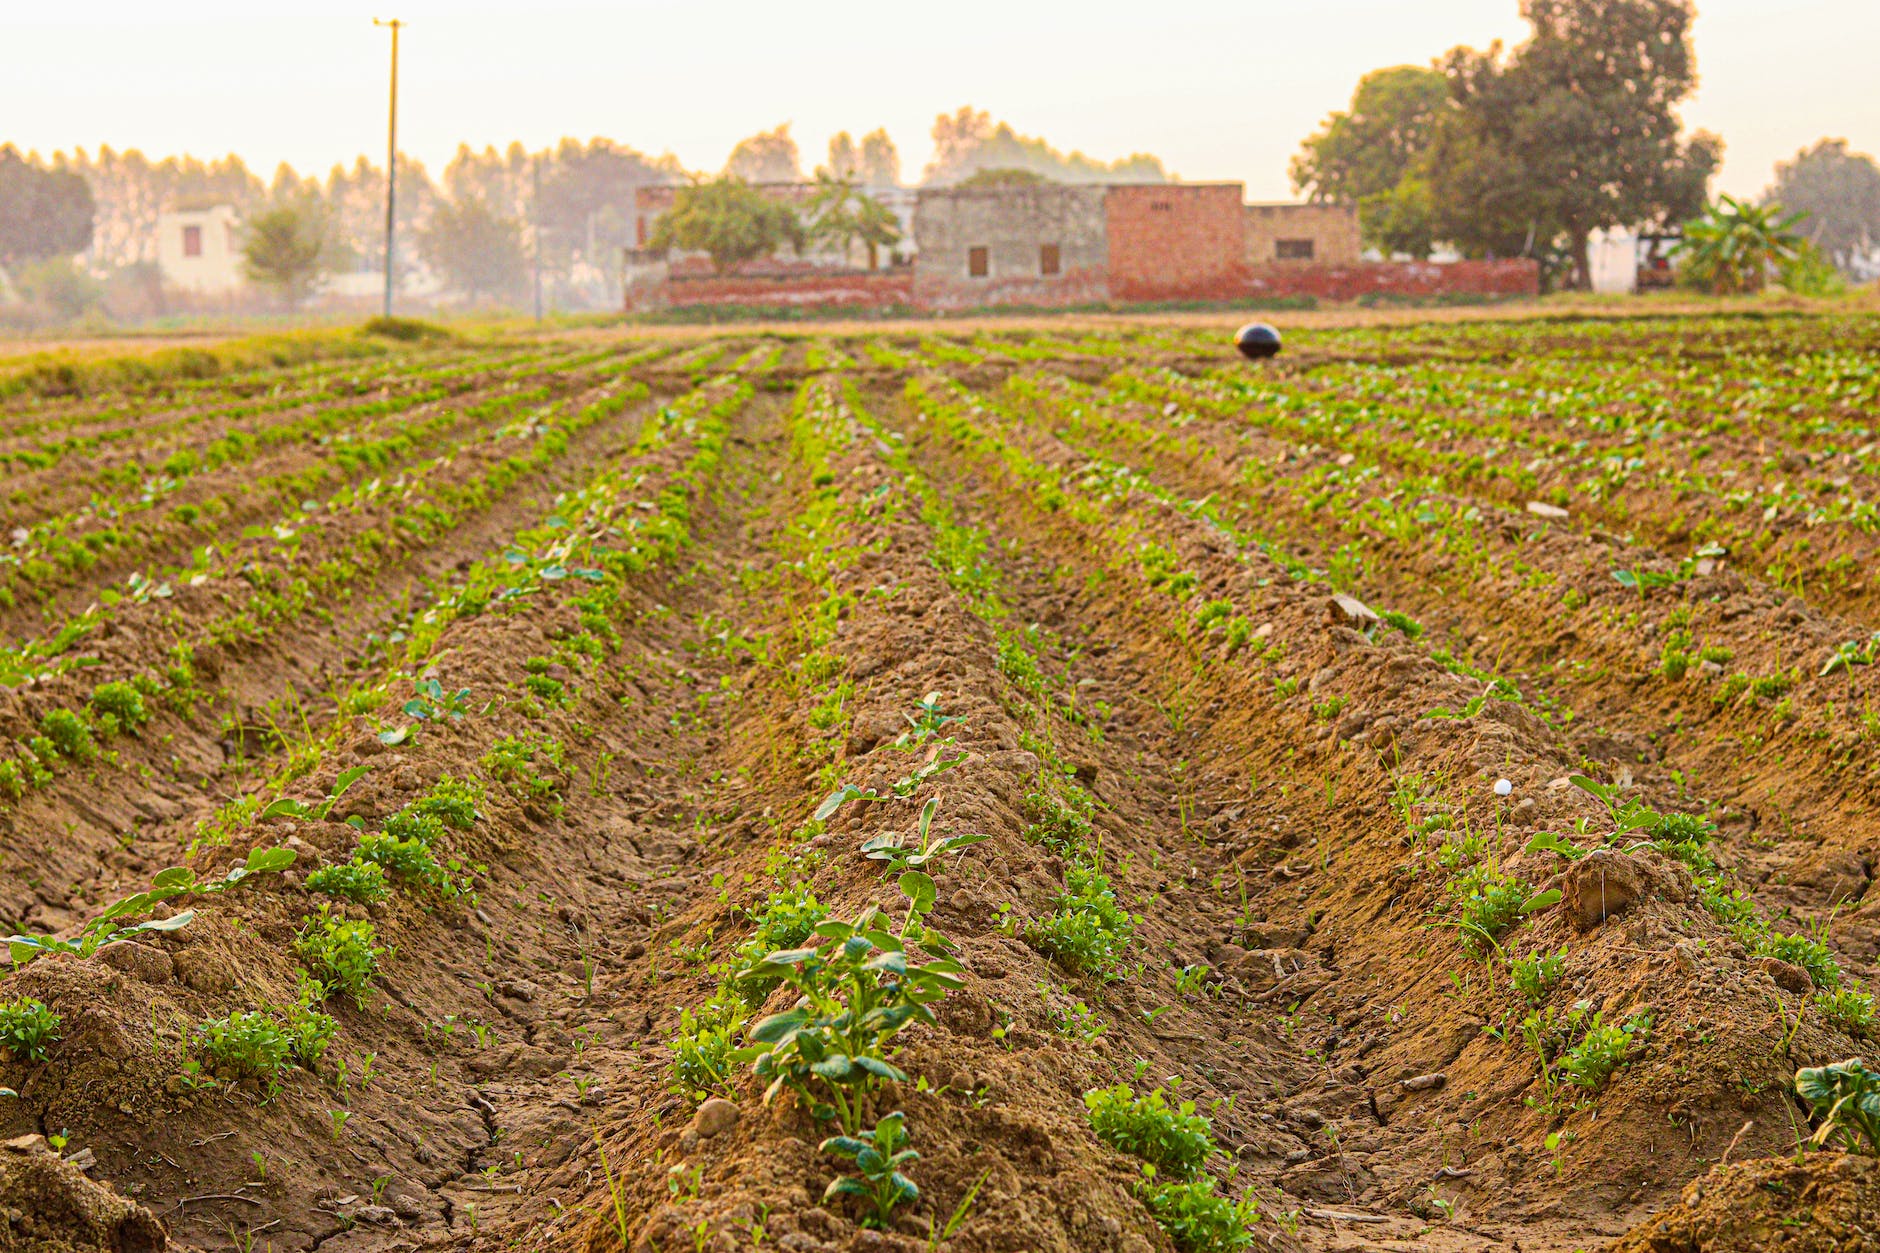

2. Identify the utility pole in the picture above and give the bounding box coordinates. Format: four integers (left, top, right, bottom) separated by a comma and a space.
374, 17, 402, 318
532, 151, 543, 323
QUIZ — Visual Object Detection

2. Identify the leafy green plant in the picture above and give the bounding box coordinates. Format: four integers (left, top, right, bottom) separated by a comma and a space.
89, 681, 150, 733
1511, 948, 1567, 1004
2, 845, 296, 965
38, 709, 96, 763
306, 859, 390, 904
1817, 987, 1876, 1037
294, 907, 387, 1007
195, 1011, 292, 1081
733, 905, 963, 1135
1797, 1058, 1880, 1153
821, 1110, 920, 1229
1085, 1081, 1215, 1178
1561, 1011, 1651, 1090
1023, 783, 1094, 853
404, 677, 472, 723
412, 774, 482, 829
0, 998, 62, 1061
1140, 1167, 1258, 1253
1033, 860, 1135, 978
262, 765, 370, 824
481, 734, 566, 802
860, 797, 988, 874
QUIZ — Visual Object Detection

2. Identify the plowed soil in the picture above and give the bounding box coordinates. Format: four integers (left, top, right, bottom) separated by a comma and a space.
4, 313, 1880, 1253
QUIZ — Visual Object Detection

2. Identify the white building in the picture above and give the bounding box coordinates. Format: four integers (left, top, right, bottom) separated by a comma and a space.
1588, 228, 1640, 295
156, 204, 243, 294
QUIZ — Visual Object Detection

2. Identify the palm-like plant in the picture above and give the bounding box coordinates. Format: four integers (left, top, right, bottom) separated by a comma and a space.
1676, 194, 1808, 294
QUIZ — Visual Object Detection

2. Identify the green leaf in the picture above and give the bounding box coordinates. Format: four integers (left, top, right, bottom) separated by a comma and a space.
260, 799, 309, 820
748, 1009, 810, 1044
899, 871, 937, 915
1520, 888, 1563, 914
1523, 832, 1583, 860
151, 867, 195, 890
377, 726, 412, 746
244, 846, 297, 874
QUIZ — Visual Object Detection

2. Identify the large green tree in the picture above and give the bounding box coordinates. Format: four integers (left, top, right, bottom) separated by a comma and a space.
650, 178, 804, 273
1290, 66, 1448, 258
1767, 139, 1880, 275
0, 146, 95, 267
420, 196, 528, 304
1428, 0, 1721, 287
241, 204, 325, 308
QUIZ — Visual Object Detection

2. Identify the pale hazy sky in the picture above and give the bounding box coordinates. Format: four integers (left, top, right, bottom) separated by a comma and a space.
9, 1, 1877, 200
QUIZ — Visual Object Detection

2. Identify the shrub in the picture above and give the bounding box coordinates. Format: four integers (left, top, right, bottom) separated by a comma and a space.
1084, 1082, 1216, 1178
306, 859, 390, 904
294, 908, 387, 1006
0, 997, 62, 1061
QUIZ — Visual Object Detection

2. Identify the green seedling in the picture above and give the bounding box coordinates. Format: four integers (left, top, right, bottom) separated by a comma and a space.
0, 998, 62, 1061
860, 797, 988, 874
1797, 1058, 1880, 1154
820, 1110, 920, 1229
262, 765, 370, 825
2, 845, 296, 966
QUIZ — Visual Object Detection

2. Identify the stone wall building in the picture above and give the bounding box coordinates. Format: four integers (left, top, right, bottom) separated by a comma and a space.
1243, 202, 1362, 267
911, 184, 1108, 309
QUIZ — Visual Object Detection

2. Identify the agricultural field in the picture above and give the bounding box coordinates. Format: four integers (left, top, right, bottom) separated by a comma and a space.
2, 311, 1880, 1253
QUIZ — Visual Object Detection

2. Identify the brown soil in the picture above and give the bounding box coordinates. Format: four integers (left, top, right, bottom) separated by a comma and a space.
1, 316, 1877, 1253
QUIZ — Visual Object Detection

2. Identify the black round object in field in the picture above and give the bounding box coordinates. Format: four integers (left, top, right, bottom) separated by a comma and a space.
1234, 322, 1282, 360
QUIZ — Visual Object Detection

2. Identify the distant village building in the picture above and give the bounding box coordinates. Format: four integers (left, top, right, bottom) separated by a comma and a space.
624, 182, 1537, 312
1243, 202, 1362, 266
155, 204, 243, 295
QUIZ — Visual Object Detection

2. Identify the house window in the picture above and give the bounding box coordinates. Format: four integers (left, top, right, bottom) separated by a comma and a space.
183, 225, 202, 257
1275, 238, 1315, 261
1039, 244, 1060, 276
968, 246, 989, 278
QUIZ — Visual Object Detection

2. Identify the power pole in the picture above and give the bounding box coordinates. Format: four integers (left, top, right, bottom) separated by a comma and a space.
532, 151, 543, 323
374, 17, 402, 318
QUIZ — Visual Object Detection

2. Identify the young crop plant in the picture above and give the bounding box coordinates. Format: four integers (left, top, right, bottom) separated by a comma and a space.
733, 904, 963, 1136
0, 997, 62, 1061
1446, 865, 1554, 954
860, 797, 989, 875
306, 859, 390, 905
1032, 859, 1136, 979
1511, 948, 1567, 1004
89, 680, 150, 734
820, 1110, 920, 1229
412, 774, 483, 830
1797, 1058, 1880, 1154
1561, 1010, 1652, 1090
1816, 986, 1876, 1037
1140, 1169, 1259, 1253
481, 733, 567, 806
38, 709, 97, 764
195, 1011, 293, 1083
1084, 1080, 1217, 1178
1024, 781, 1095, 854
295, 907, 388, 1008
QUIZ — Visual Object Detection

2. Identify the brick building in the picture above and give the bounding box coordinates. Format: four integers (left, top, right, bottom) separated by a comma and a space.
911, 184, 1108, 309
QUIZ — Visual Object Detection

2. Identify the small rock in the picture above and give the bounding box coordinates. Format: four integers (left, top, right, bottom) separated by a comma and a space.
692, 1097, 740, 1139
1759, 956, 1814, 994
1525, 501, 1570, 520
1401, 1073, 1447, 1092
1560, 849, 1687, 931
1327, 594, 1378, 627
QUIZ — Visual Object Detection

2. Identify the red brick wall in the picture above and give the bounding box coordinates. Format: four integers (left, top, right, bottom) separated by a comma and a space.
632, 270, 915, 311
1245, 259, 1539, 300
911, 266, 1108, 311
1105, 185, 1248, 302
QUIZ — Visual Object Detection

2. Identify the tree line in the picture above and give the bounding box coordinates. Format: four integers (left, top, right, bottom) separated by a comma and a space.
1291, 0, 1880, 288
0, 106, 1174, 319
